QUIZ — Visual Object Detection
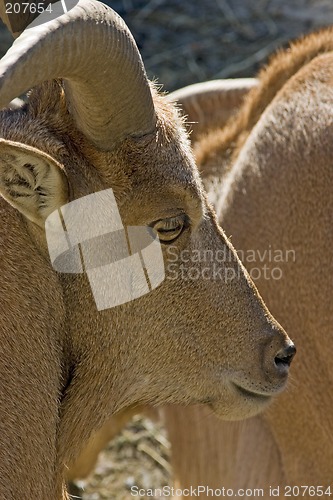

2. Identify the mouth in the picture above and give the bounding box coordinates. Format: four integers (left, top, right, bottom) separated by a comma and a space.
209, 382, 274, 421
232, 382, 273, 402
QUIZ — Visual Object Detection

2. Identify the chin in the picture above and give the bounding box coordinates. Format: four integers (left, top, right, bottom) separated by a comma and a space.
210, 384, 273, 421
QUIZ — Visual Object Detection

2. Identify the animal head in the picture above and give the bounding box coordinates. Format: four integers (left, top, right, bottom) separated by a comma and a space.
161, 28, 333, 490
0, 0, 295, 420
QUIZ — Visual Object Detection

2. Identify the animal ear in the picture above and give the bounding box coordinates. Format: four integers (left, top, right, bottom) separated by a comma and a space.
0, 139, 69, 227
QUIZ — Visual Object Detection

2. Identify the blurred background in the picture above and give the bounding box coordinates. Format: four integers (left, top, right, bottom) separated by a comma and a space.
1, 0, 332, 498
108, 0, 333, 91
2, 0, 333, 92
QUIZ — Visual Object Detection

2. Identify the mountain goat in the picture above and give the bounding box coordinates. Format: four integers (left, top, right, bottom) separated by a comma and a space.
163, 28, 333, 499
0, 0, 295, 498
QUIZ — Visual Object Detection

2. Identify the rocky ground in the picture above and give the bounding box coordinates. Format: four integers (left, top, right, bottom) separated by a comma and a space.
69, 414, 171, 500
1, 0, 333, 498
105, 0, 333, 91
2, 0, 333, 92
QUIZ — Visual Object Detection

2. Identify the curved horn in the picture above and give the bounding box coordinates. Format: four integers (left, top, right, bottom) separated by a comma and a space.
0, 0, 156, 149
168, 78, 258, 141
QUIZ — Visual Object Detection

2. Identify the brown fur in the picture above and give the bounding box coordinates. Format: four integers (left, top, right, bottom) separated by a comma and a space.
161, 28, 333, 499
65, 405, 144, 481
196, 28, 333, 170
0, 56, 293, 500
168, 79, 257, 144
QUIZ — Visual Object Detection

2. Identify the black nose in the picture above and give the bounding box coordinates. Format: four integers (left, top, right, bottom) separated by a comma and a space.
275, 344, 296, 368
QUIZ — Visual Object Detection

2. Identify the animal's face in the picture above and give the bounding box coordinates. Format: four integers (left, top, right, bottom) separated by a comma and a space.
94, 105, 295, 420
0, 94, 294, 420
0, 0, 295, 420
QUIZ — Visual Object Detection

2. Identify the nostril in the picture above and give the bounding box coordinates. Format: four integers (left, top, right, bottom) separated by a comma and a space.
274, 344, 296, 368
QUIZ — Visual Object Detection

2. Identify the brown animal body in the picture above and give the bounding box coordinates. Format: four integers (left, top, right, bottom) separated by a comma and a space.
163, 29, 333, 498
0, 1, 294, 498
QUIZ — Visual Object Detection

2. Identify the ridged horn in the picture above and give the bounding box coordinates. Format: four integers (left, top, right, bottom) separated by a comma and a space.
0, 0, 156, 149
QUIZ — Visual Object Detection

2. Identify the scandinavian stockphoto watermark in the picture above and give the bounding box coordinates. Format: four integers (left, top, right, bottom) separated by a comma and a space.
45, 188, 296, 311
130, 484, 332, 497
165, 245, 296, 283
45, 189, 165, 311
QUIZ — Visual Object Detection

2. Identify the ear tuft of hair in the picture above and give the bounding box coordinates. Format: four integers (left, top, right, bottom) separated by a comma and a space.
0, 139, 69, 227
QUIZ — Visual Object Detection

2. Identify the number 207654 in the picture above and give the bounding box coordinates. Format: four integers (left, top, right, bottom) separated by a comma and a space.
5, 2, 53, 14
283, 485, 332, 497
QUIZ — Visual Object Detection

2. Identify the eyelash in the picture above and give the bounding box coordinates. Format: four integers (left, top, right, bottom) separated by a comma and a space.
152, 214, 189, 243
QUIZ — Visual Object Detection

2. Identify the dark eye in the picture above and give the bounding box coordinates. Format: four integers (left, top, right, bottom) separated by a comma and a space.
153, 214, 187, 243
